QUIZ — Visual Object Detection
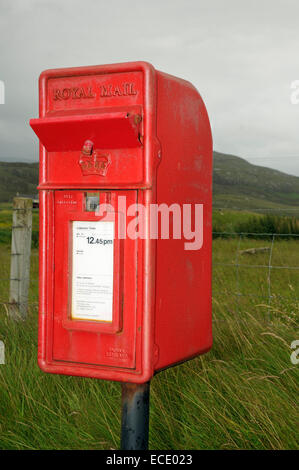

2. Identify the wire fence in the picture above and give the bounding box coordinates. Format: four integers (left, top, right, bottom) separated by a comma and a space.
0, 226, 298, 319
212, 231, 299, 325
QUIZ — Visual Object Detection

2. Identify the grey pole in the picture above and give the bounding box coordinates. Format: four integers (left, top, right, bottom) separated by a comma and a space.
121, 382, 150, 450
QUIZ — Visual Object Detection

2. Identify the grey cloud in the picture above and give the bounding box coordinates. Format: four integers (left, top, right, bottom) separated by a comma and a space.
0, 0, 298, 175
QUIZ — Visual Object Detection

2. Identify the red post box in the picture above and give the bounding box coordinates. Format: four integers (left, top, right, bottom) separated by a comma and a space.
30, 61, 212, 384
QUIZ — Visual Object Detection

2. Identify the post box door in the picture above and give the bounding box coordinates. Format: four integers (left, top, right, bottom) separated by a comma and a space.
50, 189, 139, 370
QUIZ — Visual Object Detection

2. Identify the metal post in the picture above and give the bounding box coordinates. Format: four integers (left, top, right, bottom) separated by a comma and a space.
9, 197, 32, 320
121, 382, 150, 450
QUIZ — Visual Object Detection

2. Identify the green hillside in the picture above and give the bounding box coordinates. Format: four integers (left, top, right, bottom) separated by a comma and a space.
0, 153, 298, 214
213, 151, 299, 212
0, 162, 38, 202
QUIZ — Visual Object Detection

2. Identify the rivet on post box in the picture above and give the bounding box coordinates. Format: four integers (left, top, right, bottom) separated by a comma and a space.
30, 61, 212, 386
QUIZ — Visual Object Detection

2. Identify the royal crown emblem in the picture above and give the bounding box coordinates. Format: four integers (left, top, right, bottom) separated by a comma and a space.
79, 140, 111, 176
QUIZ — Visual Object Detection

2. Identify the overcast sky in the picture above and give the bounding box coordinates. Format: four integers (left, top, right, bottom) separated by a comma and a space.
0, 0, 299, 176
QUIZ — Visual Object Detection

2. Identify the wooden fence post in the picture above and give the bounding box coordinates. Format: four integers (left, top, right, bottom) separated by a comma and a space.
9, 197, 32, 320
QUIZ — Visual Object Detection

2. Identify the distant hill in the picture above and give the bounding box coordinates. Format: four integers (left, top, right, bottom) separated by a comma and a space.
213, 151, 299, 212
0, 154, 298, 214
0, 162, 38, 202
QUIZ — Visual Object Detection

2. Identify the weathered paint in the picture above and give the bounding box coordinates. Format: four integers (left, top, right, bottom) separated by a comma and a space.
121, 382, 150, 450
29, 61, 213, 383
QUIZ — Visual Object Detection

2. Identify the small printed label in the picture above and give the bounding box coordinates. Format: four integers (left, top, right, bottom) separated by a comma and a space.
71, 221, 114, 322
56, 194, 78, 205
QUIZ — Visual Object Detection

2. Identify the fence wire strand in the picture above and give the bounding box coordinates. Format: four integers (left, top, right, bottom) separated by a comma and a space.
212, 232, 299, 320
0, 227, 298, 317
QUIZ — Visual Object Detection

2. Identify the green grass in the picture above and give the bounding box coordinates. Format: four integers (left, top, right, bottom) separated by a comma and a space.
213, 209, 262, 233
213, 194, 299, 214
0, 209, 298, 449
213, 209, 299, 238
0, 203, 39, 246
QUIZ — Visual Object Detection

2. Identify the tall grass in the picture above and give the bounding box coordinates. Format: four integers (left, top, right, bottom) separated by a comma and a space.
213, 211, 299, 238
237, 214, 299, 238
0, 237, 298, 449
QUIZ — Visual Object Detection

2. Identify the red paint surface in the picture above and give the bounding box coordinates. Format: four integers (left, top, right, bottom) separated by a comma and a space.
30, 111, 141, 152
30, 61, 213, 383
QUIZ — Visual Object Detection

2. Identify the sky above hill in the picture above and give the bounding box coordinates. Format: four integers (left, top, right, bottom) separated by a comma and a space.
0, 0, 299, 176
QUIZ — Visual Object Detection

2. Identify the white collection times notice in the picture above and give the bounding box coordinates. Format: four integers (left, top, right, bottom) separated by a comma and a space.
71, 220, 114, 322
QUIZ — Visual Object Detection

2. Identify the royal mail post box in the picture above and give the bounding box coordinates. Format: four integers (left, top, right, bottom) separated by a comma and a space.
30, 61, 212, 383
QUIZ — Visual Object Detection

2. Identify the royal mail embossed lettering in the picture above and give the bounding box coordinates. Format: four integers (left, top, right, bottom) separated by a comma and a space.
100, 82, 137, 98
53, 82, 138, 101
53, 87, 95, 101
